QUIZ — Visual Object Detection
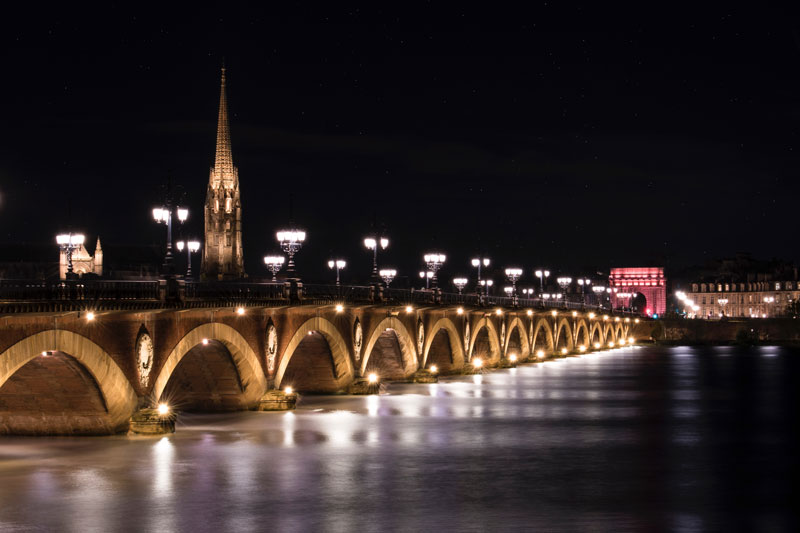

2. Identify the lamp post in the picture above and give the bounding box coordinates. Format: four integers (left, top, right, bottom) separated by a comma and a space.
264, 255, 285, 281
535, 269, 550, 296
453, 277, 468, 295
522, 288, 535, 301
615, 291, 629, 310
556, 277, 572, 307
606, 287, 616, 310
592, 286, 605, 308
763, 295, 774, 317
479, 279, 494, 297
380, 268, 397, 287
176, 240, 201, 278
424, 253, 446, 288
505, 268, 522, 306
56, 232, 85, 279
364, 235, 389, 284
152, 205, 188, 275
471, 257, 491, 296
718, 297, 729, 318
328, 259, 346, 286
277, 228, 305, 277
576, 278, 591, 306
419, 270, 433, 289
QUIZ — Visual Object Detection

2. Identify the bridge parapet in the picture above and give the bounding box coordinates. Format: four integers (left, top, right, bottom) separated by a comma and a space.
1, 278, 639, 316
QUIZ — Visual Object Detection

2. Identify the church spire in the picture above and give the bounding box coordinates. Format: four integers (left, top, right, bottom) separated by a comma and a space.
214, 65, 234, 179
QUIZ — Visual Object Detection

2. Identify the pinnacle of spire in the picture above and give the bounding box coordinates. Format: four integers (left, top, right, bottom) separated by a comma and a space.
95, 236, 102, 251
213, 65, 234, 180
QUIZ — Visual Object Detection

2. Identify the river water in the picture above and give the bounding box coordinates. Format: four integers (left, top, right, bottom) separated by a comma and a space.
0, 345, 797, 532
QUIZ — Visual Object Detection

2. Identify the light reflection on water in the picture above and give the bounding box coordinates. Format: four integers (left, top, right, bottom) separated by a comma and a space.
0, 345, 797, 532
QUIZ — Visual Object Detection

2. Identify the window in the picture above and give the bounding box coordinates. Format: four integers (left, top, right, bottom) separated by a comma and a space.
776, 282, 781, 291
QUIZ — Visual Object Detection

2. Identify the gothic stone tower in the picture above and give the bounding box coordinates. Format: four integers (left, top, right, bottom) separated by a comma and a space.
202, 67, 244, 279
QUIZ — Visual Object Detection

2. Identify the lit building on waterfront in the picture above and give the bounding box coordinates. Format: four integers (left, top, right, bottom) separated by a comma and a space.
687, 278, 799, 318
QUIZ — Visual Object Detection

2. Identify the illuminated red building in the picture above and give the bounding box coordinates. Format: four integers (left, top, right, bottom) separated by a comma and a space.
609, 267, 666, 316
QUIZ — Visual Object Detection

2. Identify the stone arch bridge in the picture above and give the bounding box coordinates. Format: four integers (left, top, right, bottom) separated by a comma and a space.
0, 282, 648, 435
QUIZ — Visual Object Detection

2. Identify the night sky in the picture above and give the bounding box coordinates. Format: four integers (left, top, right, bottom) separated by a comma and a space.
2, 5, 799, 284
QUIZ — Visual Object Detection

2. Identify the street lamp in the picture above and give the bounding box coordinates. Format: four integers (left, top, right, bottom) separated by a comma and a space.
718, 298, 729, 317
328, 259, 346, 286
479, 279, 494, 294
535, 269, 550, 296
152, 205, 188, 274
505, 268, 522, 306
264, 255, 285, 281
471, 257, 491, 296
557, 277, 572, 306
364, 235, 389, 284
592, 285, 606, 308
763, 296, 774, 317
424, 253, 446, 288
276, 228, 305, 277
176, 240, 201, 278
576, 278, 591, 306
419, 270, 434, 289
522, 288, 535, 301
56, 233, 85, 278
453, 277, 468, 294
380, 268, 397, 287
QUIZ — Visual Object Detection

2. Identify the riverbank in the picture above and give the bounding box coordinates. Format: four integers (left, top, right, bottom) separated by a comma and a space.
651, 317, 800, 345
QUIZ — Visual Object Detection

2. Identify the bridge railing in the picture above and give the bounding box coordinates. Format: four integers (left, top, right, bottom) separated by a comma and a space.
300, 284, 374, 304
1, 278, 639, 316
183, 281, 288, 304
0, 279, 160, 302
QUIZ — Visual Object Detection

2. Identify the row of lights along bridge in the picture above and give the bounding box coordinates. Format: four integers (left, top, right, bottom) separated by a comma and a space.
56, 210, 616, 307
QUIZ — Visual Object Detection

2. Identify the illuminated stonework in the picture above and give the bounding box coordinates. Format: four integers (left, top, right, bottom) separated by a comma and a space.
135, 331, 154, 387
609, 267, 666, 316
266, 323, 277, 372
353, 320, 363, 362
201, 67, 244, 280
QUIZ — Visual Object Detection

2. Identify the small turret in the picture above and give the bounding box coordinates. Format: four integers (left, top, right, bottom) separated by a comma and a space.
94, 236, 103, 276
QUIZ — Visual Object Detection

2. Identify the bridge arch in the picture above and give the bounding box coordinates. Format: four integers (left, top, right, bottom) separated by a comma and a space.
468, 317, 501, 363
360, 317, 418, 379
275, 317, 354, 392
0, 330, 138, 434
574, 319, 590, 348
422, 317, 465, 371
589, 322, 603, 346
555, 317, 574, 353
615, 323, 626, 342
153, 322, 267, 409
504, 317, 530, 358
603, 322, 616, 344
531, 318, 555, 354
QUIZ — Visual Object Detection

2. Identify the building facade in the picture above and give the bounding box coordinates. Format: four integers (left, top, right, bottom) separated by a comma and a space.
609, 267, 666, 316
59, 237, 102, 280
201, 67, 244, 280
687, 279, 799, 318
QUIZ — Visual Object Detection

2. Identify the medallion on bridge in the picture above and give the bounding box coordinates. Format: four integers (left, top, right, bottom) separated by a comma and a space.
353, 319, 363, 363
464, 322, 471, 353
417, 320, 425, 356
266, 322, 278, 373
135, 329, 154, 388
500, 322, 506, 349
